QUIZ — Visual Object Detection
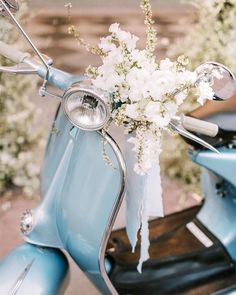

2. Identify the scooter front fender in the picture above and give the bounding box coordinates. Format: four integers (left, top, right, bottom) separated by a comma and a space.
0, 243, 69, 295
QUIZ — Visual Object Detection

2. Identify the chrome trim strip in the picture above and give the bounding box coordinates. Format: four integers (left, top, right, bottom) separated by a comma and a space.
97, 130, 126, 295
0, 65, 37, 74
187, 222, 213, 248
8, 258, 35, 295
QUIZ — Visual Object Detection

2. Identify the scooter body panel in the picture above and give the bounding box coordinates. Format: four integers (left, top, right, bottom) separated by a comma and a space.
0, 243, 69, 295
194, 147, 236, 187
56, 127, 123, 294
24, 106, 125, 294
25, 107, 75, 247
193, 147, 236, 260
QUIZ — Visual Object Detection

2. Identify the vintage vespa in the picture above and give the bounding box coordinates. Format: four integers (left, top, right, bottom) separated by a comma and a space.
1, 1, 236, 294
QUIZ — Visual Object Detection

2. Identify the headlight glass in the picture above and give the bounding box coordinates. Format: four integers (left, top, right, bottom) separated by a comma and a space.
63, 86, 110, 131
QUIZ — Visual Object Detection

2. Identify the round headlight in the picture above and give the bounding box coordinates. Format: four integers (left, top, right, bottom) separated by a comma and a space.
63, 86, 110, 131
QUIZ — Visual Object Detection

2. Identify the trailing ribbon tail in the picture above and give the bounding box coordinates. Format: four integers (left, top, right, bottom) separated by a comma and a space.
125, 135, 164, 272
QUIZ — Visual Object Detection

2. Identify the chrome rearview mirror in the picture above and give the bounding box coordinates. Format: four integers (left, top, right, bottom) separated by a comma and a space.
195, 62, 236, 100
0, 0, 19, 16
63, 85, 110, 131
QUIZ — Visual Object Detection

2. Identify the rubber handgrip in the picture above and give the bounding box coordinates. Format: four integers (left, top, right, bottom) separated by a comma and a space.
182, 115, 219, 137
0, 41, 30, 63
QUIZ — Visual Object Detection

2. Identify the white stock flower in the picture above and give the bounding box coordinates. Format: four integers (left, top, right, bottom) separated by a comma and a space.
197, 81, 214, 105
175, 91, 188, 105
117, 30, 139, 51
126, 68, 151, 101
125, 103, 140, 120
92, 70, 125, 92
159, 58, 174, 70
144, 101, 171, 128
164, 101, 178, 116
150, 70, 178, 98
109, 23, 120, 34
131, 49, 156, 71
109, 23, 139, 51
99, 37, 116, 52
178, 70, 197, 84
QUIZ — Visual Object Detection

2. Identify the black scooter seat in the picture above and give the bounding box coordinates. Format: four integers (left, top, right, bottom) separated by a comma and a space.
107, 206, 236, 295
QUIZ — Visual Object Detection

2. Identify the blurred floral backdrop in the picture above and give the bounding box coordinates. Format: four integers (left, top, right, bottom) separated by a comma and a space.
162, 0, 236, 193
0, 1, 42, 197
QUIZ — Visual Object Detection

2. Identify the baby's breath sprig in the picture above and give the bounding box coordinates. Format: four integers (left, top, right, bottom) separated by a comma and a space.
175, 55, 190, 72
140, 0, 157, 58
65, 3, 106, 57
85, 65, 98, 78
112, 105, 127, 126
101, 128, 116, 170
135, 125, 148, 174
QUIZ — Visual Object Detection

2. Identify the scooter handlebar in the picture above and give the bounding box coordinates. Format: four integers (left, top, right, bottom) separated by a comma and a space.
181, 115, 219, 137
0, 41, 30, 63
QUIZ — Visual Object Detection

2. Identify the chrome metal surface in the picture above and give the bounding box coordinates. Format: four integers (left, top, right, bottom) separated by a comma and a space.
186, 222, 213, 248
0, 64, 37, 74
0, 0, 18, 16
0, 0, 50, 87
23, 55, 53, 70
20, 209, 34, 235
63, 86, 110, 131
98, 130, 126, 295
39, 88, 62, 99
195, 62, 236, 100
170, 117, 219, 154
8, 259, 34, 295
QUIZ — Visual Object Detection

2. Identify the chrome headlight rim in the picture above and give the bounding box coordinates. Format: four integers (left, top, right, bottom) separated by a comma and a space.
62, 85, 110, 131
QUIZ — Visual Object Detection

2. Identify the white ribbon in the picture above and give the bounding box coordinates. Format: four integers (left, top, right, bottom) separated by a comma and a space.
124, 135, 164, 272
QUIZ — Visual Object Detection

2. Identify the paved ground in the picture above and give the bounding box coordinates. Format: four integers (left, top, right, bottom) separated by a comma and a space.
0, 6, 201, 295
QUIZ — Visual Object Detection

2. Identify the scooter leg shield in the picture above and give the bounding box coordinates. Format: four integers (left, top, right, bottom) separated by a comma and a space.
0, 243, 69, 295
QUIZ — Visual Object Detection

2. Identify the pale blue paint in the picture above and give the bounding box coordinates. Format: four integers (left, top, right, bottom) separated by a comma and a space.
0, 243, 69, 295
2, 64, 236, 294
192, 147, 236, 259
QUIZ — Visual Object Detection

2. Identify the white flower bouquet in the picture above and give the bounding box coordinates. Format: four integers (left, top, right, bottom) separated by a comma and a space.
66, 0, 216, 271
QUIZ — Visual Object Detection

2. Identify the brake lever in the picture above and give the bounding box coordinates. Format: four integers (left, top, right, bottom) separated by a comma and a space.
169, 117, 220, 154
0, 54, 53, 75
0, 63, 37, 74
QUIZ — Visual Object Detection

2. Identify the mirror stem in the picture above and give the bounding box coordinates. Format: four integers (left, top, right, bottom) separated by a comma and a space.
0, 0, 50, 87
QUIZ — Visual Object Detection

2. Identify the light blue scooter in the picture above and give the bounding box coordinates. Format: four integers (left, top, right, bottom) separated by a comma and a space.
1, 1, 236, 294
